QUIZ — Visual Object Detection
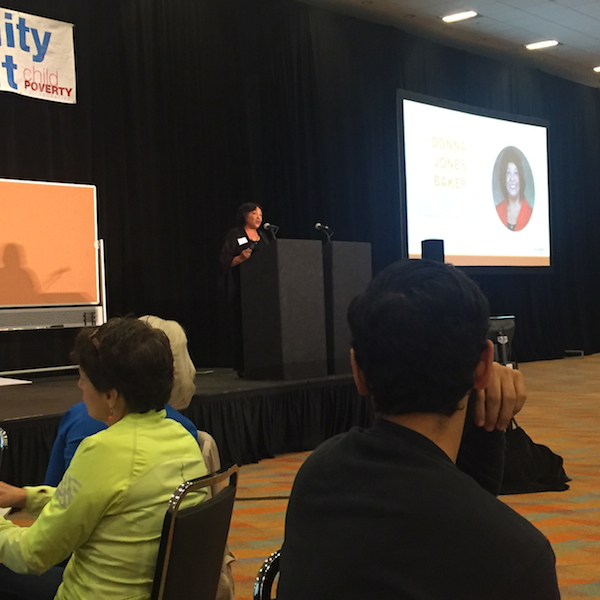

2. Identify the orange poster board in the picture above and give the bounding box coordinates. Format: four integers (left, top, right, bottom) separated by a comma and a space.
0, 179, 98, 307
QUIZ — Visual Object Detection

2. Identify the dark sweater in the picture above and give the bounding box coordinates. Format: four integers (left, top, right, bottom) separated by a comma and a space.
278, 418, 560, 600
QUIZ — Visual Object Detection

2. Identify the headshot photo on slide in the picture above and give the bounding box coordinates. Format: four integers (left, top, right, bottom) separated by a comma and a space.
492, 146, 535, 232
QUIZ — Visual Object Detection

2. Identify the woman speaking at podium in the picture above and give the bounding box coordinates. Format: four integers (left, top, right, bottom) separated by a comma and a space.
219, 203, 270, 377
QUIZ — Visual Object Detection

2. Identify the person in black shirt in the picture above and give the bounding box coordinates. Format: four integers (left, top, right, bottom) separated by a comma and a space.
219, 203, 269, 376
278, 259, 560, 600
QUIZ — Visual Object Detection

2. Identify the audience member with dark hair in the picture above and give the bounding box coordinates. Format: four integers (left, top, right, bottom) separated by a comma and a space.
0, 317, 207, 600
277, 259, 559, 600
496, 147, 533, 231
219, 202, 270, 375
44, 315, 199, 486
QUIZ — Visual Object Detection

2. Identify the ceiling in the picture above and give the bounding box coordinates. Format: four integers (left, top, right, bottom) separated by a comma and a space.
296, 0, 600, 88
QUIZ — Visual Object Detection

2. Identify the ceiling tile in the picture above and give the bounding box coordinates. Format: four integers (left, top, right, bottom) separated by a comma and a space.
575, 4, 600, 18
518, 5, 572, 18
554, 0, 598, 7
497, 0, 549, 7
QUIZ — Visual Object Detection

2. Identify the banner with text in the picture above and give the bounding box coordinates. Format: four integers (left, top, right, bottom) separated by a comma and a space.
0, 9, 75, 104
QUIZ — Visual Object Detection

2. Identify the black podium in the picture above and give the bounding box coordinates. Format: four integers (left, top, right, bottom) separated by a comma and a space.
323, 241, 372, 374
240, 239, 327, 380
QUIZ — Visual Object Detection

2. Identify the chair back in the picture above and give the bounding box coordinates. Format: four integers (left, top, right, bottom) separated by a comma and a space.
253, 549, 281, 600
197, 430, 223, 499
0, 427, 7, 471
151, 464, 239, 600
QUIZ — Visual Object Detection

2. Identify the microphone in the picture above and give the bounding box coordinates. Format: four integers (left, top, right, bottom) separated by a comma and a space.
263, 222, 279, 239
315, 222, 334, 240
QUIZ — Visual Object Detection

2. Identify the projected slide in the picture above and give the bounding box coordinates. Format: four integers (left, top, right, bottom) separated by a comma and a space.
0, 179, 98, 307
401, 96, 550, 266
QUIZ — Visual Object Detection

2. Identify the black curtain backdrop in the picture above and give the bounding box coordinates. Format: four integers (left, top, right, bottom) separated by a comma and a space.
2, 0, 600, 370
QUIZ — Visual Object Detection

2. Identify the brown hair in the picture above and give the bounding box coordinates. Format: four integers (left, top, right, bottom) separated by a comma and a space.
498, 147, 526, 200
73, 317, 174, 413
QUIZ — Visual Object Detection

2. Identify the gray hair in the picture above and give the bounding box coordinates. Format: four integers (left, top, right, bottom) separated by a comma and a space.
138, 315, 197, 410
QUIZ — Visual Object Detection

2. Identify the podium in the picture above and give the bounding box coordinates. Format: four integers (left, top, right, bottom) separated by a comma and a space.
240, 239, 327, 380
322, 241, 372, 374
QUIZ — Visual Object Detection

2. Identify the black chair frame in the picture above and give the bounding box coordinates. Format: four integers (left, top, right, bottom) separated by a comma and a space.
151, 463, 239, 600
0, 427, 7, 471
253, 549, 281, 600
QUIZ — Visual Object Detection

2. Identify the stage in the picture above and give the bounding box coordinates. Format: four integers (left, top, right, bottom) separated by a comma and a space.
0, 369, 373, 486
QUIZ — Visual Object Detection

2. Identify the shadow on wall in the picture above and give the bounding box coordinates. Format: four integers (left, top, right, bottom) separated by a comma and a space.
0, 242, 90, 306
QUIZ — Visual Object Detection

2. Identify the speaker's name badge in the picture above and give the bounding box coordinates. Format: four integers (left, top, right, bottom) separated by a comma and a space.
237, 237, 248, 245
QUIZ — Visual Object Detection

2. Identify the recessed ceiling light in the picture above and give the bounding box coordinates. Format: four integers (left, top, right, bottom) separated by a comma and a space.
442, 11, 478, 23
593, 66, 600, 73
525, 40, 559, 50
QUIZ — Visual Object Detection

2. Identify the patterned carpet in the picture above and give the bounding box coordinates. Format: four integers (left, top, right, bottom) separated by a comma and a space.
503, 356, 600, 599
229, 356, 600, 600
231, 453, 307, 599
